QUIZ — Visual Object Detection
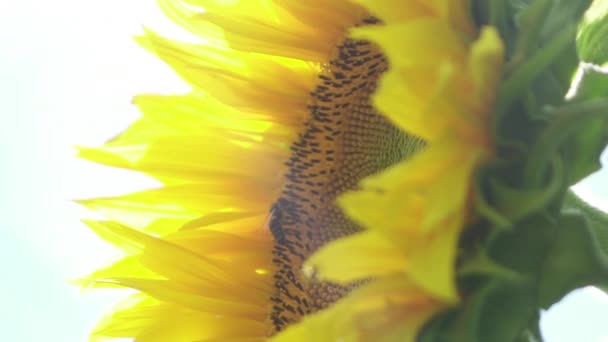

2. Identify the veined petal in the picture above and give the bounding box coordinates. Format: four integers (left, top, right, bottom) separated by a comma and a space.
82, 0, 506, 339
79, 134, 287, 185
83, 220, 236, 287
96, 277, 265, 318
90, 293, 268, 342
79, 225, 273, 304
77, 183, 271, 230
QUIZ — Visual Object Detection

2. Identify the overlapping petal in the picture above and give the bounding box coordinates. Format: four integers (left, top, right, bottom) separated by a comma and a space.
80, 0, 370, 340
285, 0, 505, 338
339, 4, 502, 293
82, 0, 505, 340
325, 138, 486, 301
271, 275, 446, 342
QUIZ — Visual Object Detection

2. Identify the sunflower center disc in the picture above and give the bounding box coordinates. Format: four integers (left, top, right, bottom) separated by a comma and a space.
268, 23, 424, 331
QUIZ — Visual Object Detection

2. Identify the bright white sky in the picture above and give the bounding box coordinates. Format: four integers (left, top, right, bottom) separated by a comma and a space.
0, 1, 607, 341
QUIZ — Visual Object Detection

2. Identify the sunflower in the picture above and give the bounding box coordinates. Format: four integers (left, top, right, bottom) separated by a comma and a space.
303, 4, 505, 301
80, 0, 504, 341
271, 1, 504, 340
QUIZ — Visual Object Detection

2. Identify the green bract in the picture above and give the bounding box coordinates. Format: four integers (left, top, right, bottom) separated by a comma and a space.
420, 1, 608, 341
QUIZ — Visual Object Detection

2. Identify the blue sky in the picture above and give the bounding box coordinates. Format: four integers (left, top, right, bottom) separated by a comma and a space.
1, 1, 607, 341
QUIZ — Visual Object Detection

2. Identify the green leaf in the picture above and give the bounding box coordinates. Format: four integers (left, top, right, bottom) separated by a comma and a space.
496, 22, 578, 118
475, 281, 537, 342
510, 0, 556, 66
563, 191, 608, 256
524, 98, 608, 186
558, 65, 608, 185
417, 309, 458, 342
488, 215, 557, 277
474, 162, 513, 229
514, 311, 543, 342
537, 212, 608, 308
443, 280, 537, 342
577, 0, 608, 64
458, 246, 522, 280
561, 118, 608, 185
569, 62, 608, 100
540, 0, 594, 40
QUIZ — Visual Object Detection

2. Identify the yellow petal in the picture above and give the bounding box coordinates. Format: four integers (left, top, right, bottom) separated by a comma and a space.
83, 220, 232, 286
270, 276, 446, 342
97, 277, 265, 319
372, 62, 467, 141
421, 142, 485, 232
469, 26, 505, 111
133, 93, 304, 136
339, 138, 478, 239
304, 230, 406, 283
407, 217, 462, 303
76, 256, 160, 290
79, 182, 271, 227
338, 138, 484, 301
425, 0, 475, 35
352, 19, 467, 69
90, 293, 267, 342
137, 29, 317, 114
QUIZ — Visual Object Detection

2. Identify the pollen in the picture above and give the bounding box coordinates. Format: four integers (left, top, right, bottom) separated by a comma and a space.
255, 268, 270, 275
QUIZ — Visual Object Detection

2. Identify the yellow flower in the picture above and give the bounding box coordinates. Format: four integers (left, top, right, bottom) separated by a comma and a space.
80, 0, 504, 341
272, 275, 444, 342
331, 26, 504, 302
272, 0, 505, 340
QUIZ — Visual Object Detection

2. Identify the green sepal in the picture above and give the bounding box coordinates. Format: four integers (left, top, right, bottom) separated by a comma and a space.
531, 67, 572, 107
416, 309, 459, 342
472, 0, 516, 49
509, 0, 557, 68
537, 211, 608, 308
441, 279, 537, 342
458, 246, 522, 281
493, 0, 595, 141
524, 99, 608, 187
474, 162, 513, 229
514, 310, 543, 342
474, 155, 564, 230
539, 0, 594, 40
496, 22, 577, 121
560, 119, 608, 186
488, 214, 557, 277
474, 280, 537, 342
564, 190, 608, 256
489, 156, 564, 221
